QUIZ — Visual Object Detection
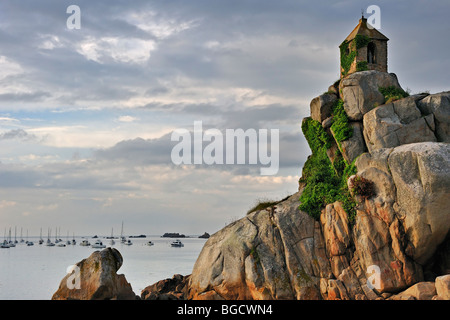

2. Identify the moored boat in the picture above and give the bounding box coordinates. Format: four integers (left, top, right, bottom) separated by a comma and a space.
170, 239, 184, 247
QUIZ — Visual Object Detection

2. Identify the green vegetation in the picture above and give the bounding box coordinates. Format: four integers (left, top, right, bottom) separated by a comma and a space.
340, 40, 356, 77
354, 35, 371, 50
379, 86, 409, 103
356, 61, 368, 72
330, 99, 353, 143
340, 35, 371, 77
299, 117, 357, 223
247, 200, 279, 215
246, 195, 290, 215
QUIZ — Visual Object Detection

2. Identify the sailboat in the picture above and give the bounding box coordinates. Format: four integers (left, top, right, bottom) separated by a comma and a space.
20, 227, 25, 243
120, 221, 126, 244
39, 228, 44, 245
1, 228, 10, 248
109, 228, 115, 246
72, 232, 76, 245
46, 228, 55, 246
26, 229, 34, 246
66, 231, 71, 245
8, 228, 15, 247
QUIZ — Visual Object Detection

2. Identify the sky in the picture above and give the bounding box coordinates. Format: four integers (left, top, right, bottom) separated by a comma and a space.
0, 0, 449, 237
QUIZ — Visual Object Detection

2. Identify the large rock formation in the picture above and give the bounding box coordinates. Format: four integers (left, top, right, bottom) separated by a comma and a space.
183, 70, 450, 300
53, 71, 449, 301
52, 247, 137, 300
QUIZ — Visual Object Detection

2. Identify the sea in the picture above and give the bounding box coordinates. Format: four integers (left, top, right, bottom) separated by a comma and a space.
0, 235, 207, 300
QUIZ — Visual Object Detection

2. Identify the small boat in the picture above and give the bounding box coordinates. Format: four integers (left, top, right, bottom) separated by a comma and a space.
27, 241, 34, 246
124, 239, 133, 246
79, 239, 90, 246
170, 239, 184, 247
120, 221, 127, 243
1, 240, 10, 248
109, 228, 115, 246
145, 241, 154, 246
46, 228, 55, 246
91, 240, 106, 249
7, 228, 15, 247
39, 228, 44, 245
57, 242, 66, 247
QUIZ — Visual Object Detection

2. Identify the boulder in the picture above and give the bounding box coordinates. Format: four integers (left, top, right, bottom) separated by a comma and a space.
141, 274, 190, 300
389, 282, 436, 300
417, 91, 450, 142
52, 248, 136, 300
435, 274, 450, 300
187, 192, 330, 300
310, 93, 337, 123
363, 97, 437, 153
332, 121, 367, 164
339, 71, 402, 121
388, 142, 450, 265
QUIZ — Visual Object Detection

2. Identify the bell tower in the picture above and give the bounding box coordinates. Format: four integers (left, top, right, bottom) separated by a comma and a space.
339, 16, 389, 78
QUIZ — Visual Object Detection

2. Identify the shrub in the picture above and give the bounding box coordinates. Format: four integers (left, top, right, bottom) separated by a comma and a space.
302, 117, 332, 151
350, 175, 375, 200
331, 99, 353, 143
356, 61, 368, 72
379, 86, 409, 104
247, 199, 279, 215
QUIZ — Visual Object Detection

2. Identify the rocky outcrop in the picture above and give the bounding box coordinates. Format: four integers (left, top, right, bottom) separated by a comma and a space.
185, 70, 450, 300
141, 274, 190, 300
310, 93, 337, 123
339, 70, 402, 121
54, 71, 449, 301
187, 192, 330, 300
363, 95, 437, 153
418, 91, 450, 142
52, 247, 137, 300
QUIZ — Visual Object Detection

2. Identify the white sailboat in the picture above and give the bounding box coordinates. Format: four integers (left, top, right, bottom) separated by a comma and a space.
120, 221, 126, 243
46, 228, 55, 246
8, 228, 15, 247
26, 229, 34, 246
109, 228, 115, 246
1, 228, 10, 248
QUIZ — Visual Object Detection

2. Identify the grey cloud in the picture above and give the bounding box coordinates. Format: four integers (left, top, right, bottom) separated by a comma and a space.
0, 129, 38, 141
0, 91, 51, 102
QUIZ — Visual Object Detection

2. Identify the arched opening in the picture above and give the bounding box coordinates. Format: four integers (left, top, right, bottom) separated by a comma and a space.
367, 42, 376, 64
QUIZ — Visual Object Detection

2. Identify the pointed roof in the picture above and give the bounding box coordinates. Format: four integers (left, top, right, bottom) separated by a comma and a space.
345, 17, 389, 42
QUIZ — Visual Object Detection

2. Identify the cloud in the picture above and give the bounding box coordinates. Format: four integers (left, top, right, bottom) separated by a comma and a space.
0, 55, 23, 80
118, 115, 139, 123
76, 36, 157, 64
0, 200, 16, 209
0, 129, 38, 141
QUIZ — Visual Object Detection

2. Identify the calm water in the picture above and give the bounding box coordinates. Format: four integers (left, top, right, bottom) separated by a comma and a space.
0, 236, 207, 300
